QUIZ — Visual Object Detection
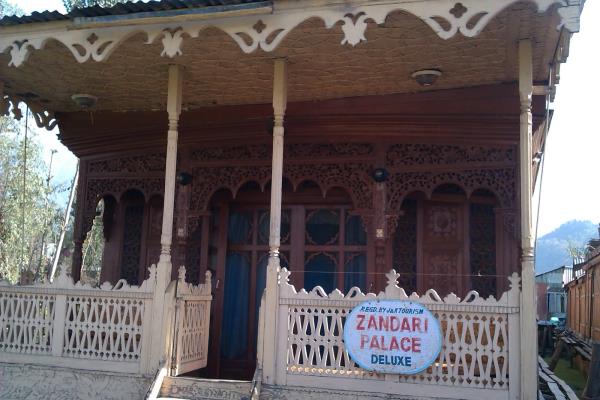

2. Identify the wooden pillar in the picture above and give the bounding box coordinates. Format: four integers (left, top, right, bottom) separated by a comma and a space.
159, 64, 183, 275
149, 64, 183, 371
262, 59, 287, 385
70, 160, 87, 282
519, 39, 537, 399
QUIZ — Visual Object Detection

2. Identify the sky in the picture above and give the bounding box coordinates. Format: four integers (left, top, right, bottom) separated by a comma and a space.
12, 0, 600, 238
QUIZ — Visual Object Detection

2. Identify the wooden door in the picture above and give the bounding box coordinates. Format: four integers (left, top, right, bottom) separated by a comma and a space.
420, 201, 467, 295
212, 205, 291, 380
205, 186, 370, 380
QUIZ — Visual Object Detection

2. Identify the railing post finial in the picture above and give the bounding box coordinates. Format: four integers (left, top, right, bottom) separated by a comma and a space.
385, 269, 400, 288
204, 269, 212, 285
178, 266, 186, 284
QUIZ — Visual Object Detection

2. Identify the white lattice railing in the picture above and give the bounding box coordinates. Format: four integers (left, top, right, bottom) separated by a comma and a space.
172, 267, 212, 376
270, 269, 521, 400
0, 266, 158, 374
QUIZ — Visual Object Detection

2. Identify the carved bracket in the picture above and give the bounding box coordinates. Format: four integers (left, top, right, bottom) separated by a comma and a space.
0, 94, 57, 130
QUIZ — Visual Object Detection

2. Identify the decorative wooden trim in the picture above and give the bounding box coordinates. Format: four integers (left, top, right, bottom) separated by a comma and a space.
190, 162, 373, 212
387, 168, 517, 210
0, 94, 57, 130
0, 0, 581, 68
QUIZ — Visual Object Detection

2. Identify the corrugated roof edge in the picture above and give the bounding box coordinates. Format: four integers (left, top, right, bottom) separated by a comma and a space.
0, 0, 266, 27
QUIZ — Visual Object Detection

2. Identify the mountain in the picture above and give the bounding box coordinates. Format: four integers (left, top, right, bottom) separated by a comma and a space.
535, 220, 598, 274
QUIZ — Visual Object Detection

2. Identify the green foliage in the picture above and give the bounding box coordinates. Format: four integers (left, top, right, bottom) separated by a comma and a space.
63, 0, 124, 12
543, 356, 587, 397
80, 202, 105, 286
0, 116, 65, 283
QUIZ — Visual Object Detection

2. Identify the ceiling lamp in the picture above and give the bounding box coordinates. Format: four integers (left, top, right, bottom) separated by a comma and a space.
411, 69, 442, 87
71, 94, 97, 109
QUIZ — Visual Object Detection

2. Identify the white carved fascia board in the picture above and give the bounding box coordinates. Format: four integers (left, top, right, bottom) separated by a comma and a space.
0, 0, 581, 68
279, 268, 522, 312
1, 94, 58, 131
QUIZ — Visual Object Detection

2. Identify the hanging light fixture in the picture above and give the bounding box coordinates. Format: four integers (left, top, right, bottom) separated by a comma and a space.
71, 94, 97, 109
411, 69, 443, 86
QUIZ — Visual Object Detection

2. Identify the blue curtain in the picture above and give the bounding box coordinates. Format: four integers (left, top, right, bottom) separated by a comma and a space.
304, 253, 336, 293
344, 253, 367, 292
221, 251, 249, 359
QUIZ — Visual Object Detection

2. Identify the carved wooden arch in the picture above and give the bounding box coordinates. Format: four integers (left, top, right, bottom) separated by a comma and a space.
81, 177, 164, 238
190, 162, 373, 212
428, 182, 504, 203
387, 168, 517, 213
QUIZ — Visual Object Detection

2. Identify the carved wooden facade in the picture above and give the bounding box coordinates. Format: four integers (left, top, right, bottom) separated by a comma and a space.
73, 142, 518, 285
61, 85, 526, 379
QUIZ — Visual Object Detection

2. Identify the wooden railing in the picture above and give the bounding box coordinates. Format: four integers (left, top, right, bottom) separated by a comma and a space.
172, 267, 212, 376
262, 269, 522, 400
0, 267, 157, 374
0, 264, 213, 378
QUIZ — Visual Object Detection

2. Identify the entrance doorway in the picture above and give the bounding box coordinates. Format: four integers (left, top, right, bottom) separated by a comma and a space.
204, 182, 369, 380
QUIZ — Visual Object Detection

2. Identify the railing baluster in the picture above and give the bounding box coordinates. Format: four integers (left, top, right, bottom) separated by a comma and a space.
51, 293, 67, 357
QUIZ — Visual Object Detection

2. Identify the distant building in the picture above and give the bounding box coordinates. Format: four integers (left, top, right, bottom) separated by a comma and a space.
536, 266, 571, 321
565, 231, 600, 341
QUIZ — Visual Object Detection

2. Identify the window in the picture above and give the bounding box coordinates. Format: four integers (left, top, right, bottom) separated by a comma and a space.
304, 208, 368, 292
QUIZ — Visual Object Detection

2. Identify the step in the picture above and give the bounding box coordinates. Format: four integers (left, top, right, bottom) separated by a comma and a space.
158, 376, 254, 400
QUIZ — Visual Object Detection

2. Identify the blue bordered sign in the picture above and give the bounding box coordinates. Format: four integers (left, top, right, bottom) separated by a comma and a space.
343, 300, 442, 374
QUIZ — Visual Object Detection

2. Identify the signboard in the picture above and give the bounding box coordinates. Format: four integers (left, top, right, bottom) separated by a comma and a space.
343, 300, 442, 374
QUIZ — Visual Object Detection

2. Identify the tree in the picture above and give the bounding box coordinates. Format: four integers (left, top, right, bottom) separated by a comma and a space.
0, 116, 66, 283
63, 0, 124, 11
566, 239, 589, 264
0, 0, 20, 18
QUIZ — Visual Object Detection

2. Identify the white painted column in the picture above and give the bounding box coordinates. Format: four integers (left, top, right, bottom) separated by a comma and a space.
160, 64, 184, 274
518, 39, 537, 399
149, 64, 183, 372
262, 59, 287, 385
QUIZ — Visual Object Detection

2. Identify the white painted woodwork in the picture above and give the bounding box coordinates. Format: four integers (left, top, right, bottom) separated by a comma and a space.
0, 0, 582, 68
0, 263, 212, 379
172, 268, 212, 376
518, 39, 538, 400
148, 64, 184, 373
0, 266, 156, 374
263, 58, 287, 385
160, 64, 184, 264
260, 269, 522, 400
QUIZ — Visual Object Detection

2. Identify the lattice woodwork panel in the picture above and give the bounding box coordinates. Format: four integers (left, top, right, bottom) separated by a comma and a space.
174, 267, 212, 375
286, 305, 509, 389
120, 205, 144, 285
63, 295, 144, 361
0, 292, 54, 354
178, 300, 210, 364
190, 162, 373, 211
287, 306, 369, 377
387, 168, 516, 210
470, 203, 497, 297
393, 199, 417, 292
386, 144, 516, 169
87, 152, 166, 174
